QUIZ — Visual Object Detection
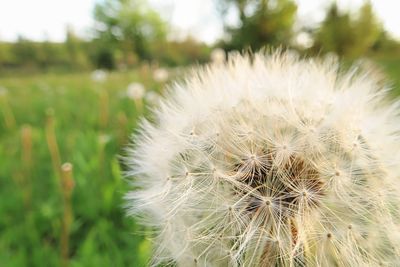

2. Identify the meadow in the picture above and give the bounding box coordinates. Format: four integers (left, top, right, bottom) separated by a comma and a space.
0, 57, 399, 267
0, 66, 172, 266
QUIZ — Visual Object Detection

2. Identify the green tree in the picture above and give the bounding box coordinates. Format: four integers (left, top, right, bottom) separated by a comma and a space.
65, 26, 89, 69
218, 0, 297, 50
313, 1, 381, 58
93, 0, 167, 68
0, 43, 14, 69
11, 36, 38, 68
372, 31, 400, 56
37, 37, 59, 69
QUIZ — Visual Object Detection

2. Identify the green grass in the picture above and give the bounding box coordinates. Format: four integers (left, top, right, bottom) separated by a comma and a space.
0, 69, 168, 267
0, 57, 399, 267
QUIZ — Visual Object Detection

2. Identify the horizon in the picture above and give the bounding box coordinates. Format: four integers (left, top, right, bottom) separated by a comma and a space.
0, 0, 399, 44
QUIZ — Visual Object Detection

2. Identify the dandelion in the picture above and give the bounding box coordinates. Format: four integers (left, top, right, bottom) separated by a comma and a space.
153, 67, 169, 83
126, 82, 145, 100
210, 48, 226, 64
125, 51, 400, 266
127, 82, 145, 111
91, 69, 107, 82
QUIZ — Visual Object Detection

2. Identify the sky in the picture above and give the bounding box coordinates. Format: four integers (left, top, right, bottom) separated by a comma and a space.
0, 0, 399, 44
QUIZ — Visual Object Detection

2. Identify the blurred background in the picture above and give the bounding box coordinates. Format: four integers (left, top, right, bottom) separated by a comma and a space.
0, 0, 399, 266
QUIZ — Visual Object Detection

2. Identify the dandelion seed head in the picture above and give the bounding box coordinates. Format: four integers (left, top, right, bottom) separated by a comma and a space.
91, 69, 107, 82
125, 51, 400, 266
153, 67, 169, 83
126, 82, 145, 100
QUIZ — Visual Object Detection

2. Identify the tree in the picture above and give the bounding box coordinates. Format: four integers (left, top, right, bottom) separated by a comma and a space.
65, 26, 89, 69
312, 1, 381, 58
11, 36, 38, 67
92, 0, 167, 68
217, 0, 297, 51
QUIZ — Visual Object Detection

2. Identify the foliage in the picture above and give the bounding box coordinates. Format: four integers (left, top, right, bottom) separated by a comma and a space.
371, 31, 400, 56
217, 0, 297, 51
312, 1, 382, 58
152, 37, 211, 66
65, 27, 90, 69
92, 0, 167, 68
0, 36, 210, 74
2, 0, 400, 73
0, 34, 92, 73
0, 0, 209, 73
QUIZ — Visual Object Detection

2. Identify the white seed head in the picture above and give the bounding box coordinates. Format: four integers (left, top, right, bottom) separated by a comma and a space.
91, 69, 107, 82
153, 68, 169, 83
125, 51, 400, 267
126, 82, 145, 100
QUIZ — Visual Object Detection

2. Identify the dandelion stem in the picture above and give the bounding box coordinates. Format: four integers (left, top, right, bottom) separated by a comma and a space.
99, 90, 109, 129
117, 111, 128, 146
21, 124, 33, 209
60, 163, 74, 267
45, 108, 62, 183
0, 96, 16, 129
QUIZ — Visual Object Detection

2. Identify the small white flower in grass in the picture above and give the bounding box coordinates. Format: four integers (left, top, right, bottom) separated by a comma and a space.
125, 51, 400, 267
210, 48, 226, 64
153, 68, 169, 83
126, 82, 145, 100
91, 69, 107, 82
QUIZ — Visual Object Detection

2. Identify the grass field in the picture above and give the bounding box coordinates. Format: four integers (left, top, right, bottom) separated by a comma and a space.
0, 58, 399, 267
0, 67, 170, 267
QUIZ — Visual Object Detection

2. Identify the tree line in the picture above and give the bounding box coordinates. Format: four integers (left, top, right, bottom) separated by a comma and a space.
1, 0, 399, 73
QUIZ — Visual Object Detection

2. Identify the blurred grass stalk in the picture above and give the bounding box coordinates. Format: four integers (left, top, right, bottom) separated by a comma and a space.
117, 111, 128, 146
99, 90, 109, 129
0, 95, 16, 129
60, 163, 75, 267
134, 98, 143, 113
139, 63, 151, 85
21, 124, 33, 209
45, 108, 62, 182
45, 109, 75, 266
